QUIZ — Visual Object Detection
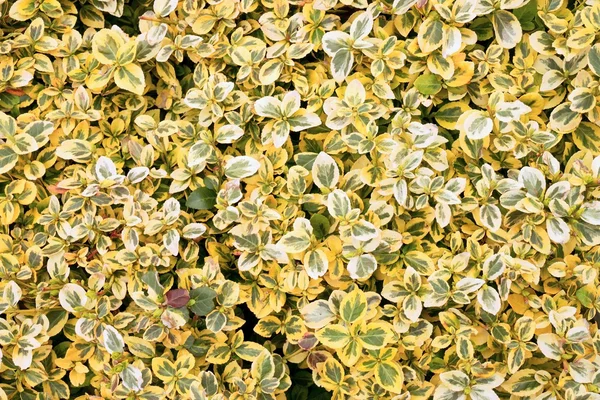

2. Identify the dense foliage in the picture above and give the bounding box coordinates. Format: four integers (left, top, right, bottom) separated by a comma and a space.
1, 0, 600, 398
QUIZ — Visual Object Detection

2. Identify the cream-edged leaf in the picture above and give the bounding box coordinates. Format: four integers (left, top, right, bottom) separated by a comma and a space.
224, 156, 260, 179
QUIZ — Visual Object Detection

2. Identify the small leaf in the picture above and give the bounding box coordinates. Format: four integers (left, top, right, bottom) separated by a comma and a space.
186, 187, 217, 210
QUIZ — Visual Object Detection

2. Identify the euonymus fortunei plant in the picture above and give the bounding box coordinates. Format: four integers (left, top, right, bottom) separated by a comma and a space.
1, 0, 600, 398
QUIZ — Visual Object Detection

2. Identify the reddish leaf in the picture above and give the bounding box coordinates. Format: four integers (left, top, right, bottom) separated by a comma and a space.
299, 333, 318, 350
165, 289, 190, 308
47, 184, 70, 195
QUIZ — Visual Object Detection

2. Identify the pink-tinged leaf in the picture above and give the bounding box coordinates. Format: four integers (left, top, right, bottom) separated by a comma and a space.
165, 289, 190, 308
299, 333, 319, 350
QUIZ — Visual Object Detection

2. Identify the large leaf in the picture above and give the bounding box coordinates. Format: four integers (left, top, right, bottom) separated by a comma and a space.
492, 10, 522, 48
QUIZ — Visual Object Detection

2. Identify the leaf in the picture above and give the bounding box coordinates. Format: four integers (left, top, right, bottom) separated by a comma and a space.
254, 96, 282, 118
350, 220, 379, 241
58, 283, 88, 313
495, 100, 531, 122
505, 369, 544, 396
359, 322, 392, 349
188, 142, 212, 166
153, 0, 178, 17
152, 357, 177, 381
215, 124, 244, 144
347, 254, 378, 279
235, 341, 265, 361
224, 156, 260, 179
330, 49, 353, 83
327, 189, 351, 218
316, 324, 350, 349
279, 231, 311, 253
115, 64, 146, 95
55, 139, 92, 163
573, 122, 600, 155
404, 251, 435, 275
414, 74, 442, 95
310, 214, 330, 239
339, 288, 367, 323
288, 111, 322, 132
477, 286, 501, 314
403, 294, 422, 322
252, 350, 275, 380
435, 102, 471, 130
121, 365, 143, 392
206, 310, 227, 332
301, 300, 336, 329
480, 204, 501, 231
304, 249, 329, 279
322, 31, 351, 56
312, 152, 340, 190
189, 287, 217, 316
163, 228, 180, 256
537, 333, 562, 360
186, 187, 217, 210
375, 362, 403, 393
103, 325, 124, 354
92, 29, 125, 64
440, 370, 470, 391
546, 217, 570, 244
418, 19, 444, 53
461, 110, 493, 140
492, 10, 522, 48
589, 44, 600, 77
321, 358, 344, 385
0, 146, 18, 174
350, 10, 373, 41
165, 289, 190, 308
518, 167, 546, 197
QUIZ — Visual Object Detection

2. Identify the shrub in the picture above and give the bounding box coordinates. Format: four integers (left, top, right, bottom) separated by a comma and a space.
1, 0, 600, 398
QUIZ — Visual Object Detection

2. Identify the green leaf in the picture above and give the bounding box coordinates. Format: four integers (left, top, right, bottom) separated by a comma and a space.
414, 74, 442, 95
186, 187, 217, 210
189, 287, 217, 316
310, 214, 330, 239
514, 0, 538, 30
